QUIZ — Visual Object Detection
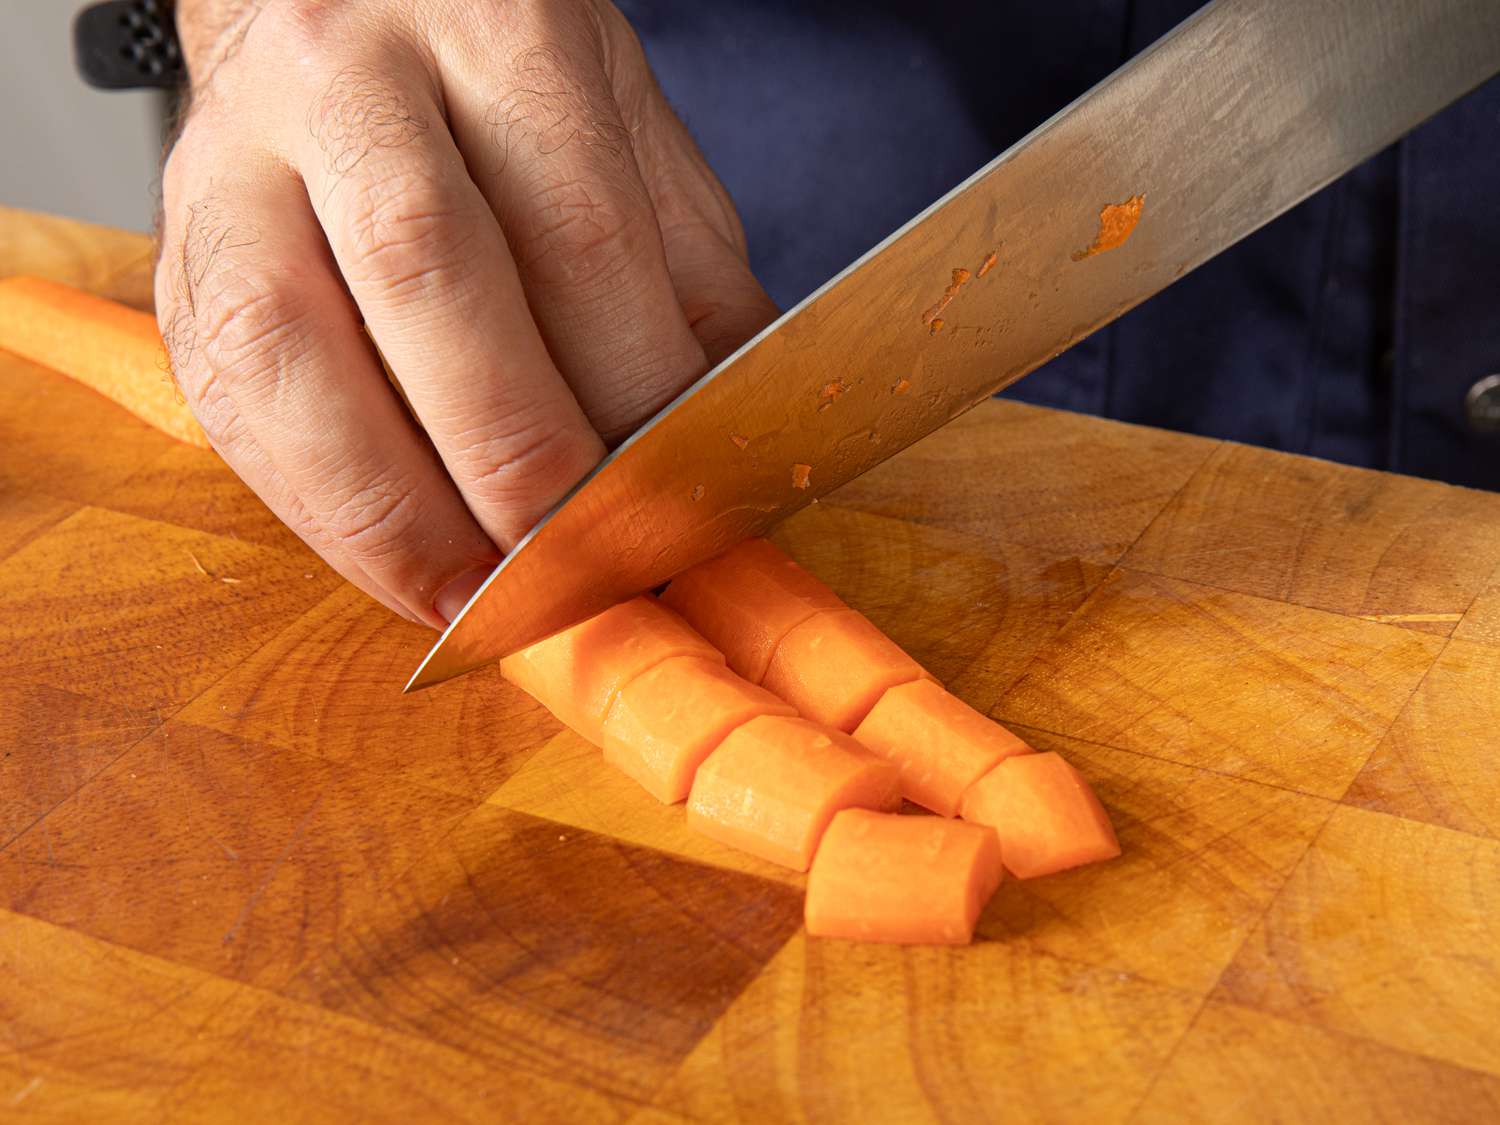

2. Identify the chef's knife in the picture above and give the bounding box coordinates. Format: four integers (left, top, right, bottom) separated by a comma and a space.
407, 0, 1500, 692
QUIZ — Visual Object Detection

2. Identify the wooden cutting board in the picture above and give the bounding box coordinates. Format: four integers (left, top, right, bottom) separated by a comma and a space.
2, 205, 1498, 1122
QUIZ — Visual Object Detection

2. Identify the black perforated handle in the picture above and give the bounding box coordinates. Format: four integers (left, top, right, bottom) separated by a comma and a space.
73, 0, 183, 90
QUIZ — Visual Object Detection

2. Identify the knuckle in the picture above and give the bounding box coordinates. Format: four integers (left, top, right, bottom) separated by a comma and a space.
452, 418, 594, 516
511, 176, 649, 289
340, 171, 477, 303
319, 477, 424, 564
194, 275, 308, 391
308, 63, 429, 178
269, 0, 353, 48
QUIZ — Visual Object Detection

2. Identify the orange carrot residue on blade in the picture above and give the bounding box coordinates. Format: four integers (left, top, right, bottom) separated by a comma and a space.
791, 463, 812, 489
920, 266, 973, 328
0, 275, 208, 447
1071, 194, 1145, 261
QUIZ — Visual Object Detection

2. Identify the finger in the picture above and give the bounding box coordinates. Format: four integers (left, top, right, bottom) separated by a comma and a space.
172, 394, 425, 626
629, 78, 781, 365
156, 157, 502, 627
294, 61, 606, 547
442, 33, 710, 442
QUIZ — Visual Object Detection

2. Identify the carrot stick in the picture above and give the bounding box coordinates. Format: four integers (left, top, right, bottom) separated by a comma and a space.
853, 678, 1034, 816
805, 809, 1003, 944
661, 538, 844, 683
500, 595, 722, 745
602, 656, 795, 803
686, 714, 900, 870
959, 752, 1120, 879
0, 275, 209, 448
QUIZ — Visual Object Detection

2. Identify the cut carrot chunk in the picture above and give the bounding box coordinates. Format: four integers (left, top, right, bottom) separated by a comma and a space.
602, 656, 796, 803
853, 679, 1034, 816
805, 809, 1003, 944
661, 538, 844, 683
687, 715, 900, 871
959, 752, 1121, 879
0, 275, 209, 448
761, 608, 927, 732
500, 595, 722, 745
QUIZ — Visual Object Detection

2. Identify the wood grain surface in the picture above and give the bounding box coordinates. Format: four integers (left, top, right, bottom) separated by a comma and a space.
3, 208, 1499, 1122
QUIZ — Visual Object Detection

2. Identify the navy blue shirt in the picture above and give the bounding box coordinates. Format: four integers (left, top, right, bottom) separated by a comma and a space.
620, 0, 1500, 490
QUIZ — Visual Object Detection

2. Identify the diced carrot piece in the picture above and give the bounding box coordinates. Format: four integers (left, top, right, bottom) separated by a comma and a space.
0, 275, 209, 448
959, 752, 1121, 879
853, 679, 1034, 816
661, 538, 844, 683
805, 809, 1003, 944
687, 715, 900, 871
602, 656, 796, 803
761, 608, 927, 732
500, 595, 722, 745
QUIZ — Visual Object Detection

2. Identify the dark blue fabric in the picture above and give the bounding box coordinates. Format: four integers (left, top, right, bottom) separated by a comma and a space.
619, 0, 1500, 489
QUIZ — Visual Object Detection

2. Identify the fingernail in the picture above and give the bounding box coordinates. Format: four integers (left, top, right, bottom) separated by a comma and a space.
434, 565, 493, 625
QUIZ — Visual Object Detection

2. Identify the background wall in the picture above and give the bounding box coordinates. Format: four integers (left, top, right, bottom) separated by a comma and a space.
1, 2, 165, 232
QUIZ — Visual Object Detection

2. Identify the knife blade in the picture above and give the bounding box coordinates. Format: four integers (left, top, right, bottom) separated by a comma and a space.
407, 0, 1500, 692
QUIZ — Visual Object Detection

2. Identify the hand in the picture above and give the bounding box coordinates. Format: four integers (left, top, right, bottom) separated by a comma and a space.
157, 0, 777, 626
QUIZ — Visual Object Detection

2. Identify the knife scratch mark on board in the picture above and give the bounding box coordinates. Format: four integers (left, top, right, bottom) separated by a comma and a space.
1072, 194, 1145, 260
222, 795, 323, 945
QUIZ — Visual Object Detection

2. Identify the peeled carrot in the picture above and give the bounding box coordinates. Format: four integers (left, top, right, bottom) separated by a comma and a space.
687, 714, 900, 870
500, 595, 722, 745
853, 678, 1034, 816
661, 538, 845, 683
0, 275, 209, 448
602, 656, 796, 803
805, 809, 1003, 944
959, 752, 1120, 879
761, 608, 928, 732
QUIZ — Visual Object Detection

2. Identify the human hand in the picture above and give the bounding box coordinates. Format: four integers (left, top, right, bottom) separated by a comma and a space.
157, 0, 776, 626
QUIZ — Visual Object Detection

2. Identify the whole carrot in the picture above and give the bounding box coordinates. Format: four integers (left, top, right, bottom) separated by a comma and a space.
0, 275, 209, 448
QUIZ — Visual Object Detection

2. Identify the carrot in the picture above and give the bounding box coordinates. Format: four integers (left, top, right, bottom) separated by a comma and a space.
852, 678, 1034, 816
761, 608, 929, 732
959, 752, 1120, 879
0, 275, 209, 448
687, 714, 900, 870
602, 656, 795, 803
805, 809, 1003, 944
661, 538, 844, 683
500, 595, 722, 745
